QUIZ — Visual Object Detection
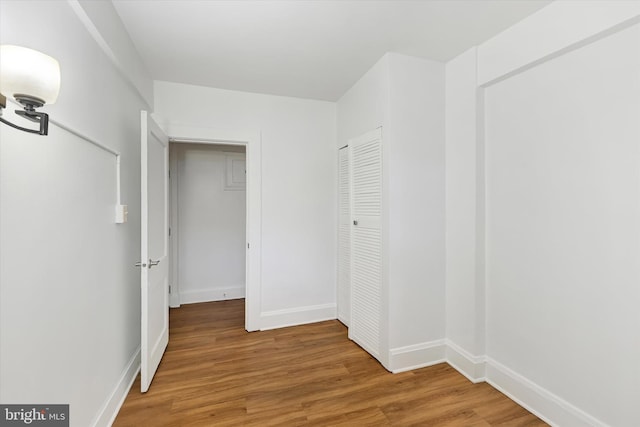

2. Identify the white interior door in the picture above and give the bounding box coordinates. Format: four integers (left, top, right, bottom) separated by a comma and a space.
349, 128, 382, 359
337, 146, 350, 325
140, 111, 169, 392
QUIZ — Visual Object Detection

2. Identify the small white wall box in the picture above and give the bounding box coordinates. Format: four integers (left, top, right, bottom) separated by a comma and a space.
115, 204, 128, 224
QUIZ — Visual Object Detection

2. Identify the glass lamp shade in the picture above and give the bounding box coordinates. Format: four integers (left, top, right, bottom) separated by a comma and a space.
0, 45, 60, 105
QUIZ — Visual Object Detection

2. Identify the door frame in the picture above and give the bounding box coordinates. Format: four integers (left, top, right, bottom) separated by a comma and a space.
337, 145, 350, 327
162, 120, 262, 332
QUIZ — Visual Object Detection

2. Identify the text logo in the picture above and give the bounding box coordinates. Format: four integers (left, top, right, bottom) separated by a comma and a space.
0, 405, 68, 427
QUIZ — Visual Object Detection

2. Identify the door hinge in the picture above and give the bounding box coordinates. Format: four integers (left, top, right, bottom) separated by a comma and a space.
169, 227, 171, 237
247, 242, 250, 249
169, 285, 172, 294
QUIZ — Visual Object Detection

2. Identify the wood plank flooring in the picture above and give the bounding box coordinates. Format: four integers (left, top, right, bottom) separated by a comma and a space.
114, 300, 546, 426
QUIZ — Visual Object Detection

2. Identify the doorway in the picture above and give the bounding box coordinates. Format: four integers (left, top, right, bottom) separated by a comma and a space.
169, 143, 247, 308
164, 124, 261, 332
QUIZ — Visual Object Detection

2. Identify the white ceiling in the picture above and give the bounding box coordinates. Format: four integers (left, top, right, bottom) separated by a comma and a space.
112, 0, 552, 101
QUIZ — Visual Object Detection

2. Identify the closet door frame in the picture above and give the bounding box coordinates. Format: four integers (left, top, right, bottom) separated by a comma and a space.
337, 146, 351, 326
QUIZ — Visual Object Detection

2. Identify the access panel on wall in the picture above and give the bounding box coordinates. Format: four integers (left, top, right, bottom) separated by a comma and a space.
348, 128, 383, 359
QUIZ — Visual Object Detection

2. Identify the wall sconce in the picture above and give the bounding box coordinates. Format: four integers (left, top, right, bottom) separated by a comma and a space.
0, 45, 61, 136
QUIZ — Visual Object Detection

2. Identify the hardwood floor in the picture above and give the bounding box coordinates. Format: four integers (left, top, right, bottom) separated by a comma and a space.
114, 300, 546, 426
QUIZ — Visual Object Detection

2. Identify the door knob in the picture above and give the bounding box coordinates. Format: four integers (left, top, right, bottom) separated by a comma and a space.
149, 259, 160, 268
135, 261, 147, 268
353, 220, 358, 226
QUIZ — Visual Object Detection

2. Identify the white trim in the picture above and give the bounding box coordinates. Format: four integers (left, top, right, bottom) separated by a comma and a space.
67, 0, 153, 108
337, 146, 351, 328
389, 340, 446, 373
445, 340, 486, 383
382, 337, 609, 425
260, 303, 337, 331
160, 121, 262, 332
337, 314, 349, 327
164, 122, 259, 147
180, 286, 246, 305
90, 348, 140, 427
485, 358, 608, 427
168, 144, 180, 308
384, 339, 607, 425
9, 98, 125, 224
477, 1, 640, 86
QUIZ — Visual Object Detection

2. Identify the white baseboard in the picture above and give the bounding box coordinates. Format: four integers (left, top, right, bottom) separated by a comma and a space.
180, 285, 245, 305
260, 303, 337, 331
384, 339, 605, 426
91, 347, 140, 427
445, 340, 486, 383
337, 314, 349, 327
485, 357, 608, 427
389, 339, 447, 373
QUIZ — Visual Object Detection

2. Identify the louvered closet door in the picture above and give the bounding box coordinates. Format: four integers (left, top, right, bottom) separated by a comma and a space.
338, 147, 351, 325
348, 128, 382, 359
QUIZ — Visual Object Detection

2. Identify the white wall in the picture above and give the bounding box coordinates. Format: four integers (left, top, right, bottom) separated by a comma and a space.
445, 1, 640, 425
0, 1, 148, 426
175, 144, 246, 304
445, 47, 486, 363
387, 53, 445, 350
485, 22, 640, 426
154, 82, 337, 327
336, 55, 390, 150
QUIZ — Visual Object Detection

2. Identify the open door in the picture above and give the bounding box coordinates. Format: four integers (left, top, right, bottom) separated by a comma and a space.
139, 111, 169, 392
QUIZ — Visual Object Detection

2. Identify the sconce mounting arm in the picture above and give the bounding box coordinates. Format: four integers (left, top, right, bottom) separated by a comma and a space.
0, 93, 49, 135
